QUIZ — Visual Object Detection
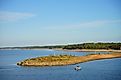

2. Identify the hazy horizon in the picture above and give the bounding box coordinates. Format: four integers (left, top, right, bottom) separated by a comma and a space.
0, 0, 121, 47
0, 41, 121, 48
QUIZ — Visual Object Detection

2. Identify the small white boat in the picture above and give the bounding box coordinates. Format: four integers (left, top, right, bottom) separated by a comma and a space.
75, 66, 81, 71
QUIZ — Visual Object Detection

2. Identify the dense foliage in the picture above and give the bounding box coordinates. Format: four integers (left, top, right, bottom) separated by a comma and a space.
63, 43, 121, 50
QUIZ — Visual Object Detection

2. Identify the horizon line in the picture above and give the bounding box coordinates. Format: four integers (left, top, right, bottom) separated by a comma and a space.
0, 41, 121, 48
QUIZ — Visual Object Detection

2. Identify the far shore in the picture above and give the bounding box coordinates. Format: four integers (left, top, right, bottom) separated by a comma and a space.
1, 48, 121, 52
53, 48, 121, 52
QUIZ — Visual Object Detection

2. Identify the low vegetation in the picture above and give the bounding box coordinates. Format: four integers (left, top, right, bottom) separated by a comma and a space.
17, 53, 121, 67
17, 54, 77, 66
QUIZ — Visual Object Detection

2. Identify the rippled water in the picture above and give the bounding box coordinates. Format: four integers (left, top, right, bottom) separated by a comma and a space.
0, 50, 121, 80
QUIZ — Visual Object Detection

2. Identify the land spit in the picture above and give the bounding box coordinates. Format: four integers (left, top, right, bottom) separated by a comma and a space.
17, 53, 121, 66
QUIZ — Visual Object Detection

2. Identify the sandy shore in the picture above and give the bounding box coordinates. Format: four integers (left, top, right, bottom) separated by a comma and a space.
1, 48, 121, 53
17, 52, 121, 66
53, 48, 121, 52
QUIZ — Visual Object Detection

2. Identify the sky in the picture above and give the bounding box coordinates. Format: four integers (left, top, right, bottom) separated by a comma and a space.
0, 0, 121, 47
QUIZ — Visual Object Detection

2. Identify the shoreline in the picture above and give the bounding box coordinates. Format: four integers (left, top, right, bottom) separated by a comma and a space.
53, 48, 121, 52
17, 52, 121, 67
1, 48, 121, 52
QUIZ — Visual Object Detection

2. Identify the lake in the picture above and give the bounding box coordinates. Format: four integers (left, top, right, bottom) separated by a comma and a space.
0, 50, 121, 80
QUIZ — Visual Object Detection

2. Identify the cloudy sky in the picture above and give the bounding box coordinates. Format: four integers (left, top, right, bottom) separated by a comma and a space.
0, 0, 121, 47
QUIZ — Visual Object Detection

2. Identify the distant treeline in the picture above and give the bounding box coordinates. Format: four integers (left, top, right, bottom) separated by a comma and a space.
0, 45, 65, 50
63, 43, 121, 50
0, 43, 121, 50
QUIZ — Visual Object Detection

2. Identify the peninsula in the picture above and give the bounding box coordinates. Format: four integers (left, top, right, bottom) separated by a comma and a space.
17, 52, 121, 66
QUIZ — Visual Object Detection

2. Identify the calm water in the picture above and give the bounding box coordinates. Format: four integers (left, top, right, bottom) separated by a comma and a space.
0, 50, 121, 80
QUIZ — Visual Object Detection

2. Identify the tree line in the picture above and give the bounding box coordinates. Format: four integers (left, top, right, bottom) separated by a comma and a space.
63, 43, 121, 50
0, 43, 121, 50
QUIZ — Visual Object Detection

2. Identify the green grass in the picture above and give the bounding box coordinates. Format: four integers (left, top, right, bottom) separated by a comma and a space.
24, 54, 75, 62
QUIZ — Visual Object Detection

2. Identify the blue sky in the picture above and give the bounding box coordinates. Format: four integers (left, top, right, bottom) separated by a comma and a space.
0, 0, 121, 47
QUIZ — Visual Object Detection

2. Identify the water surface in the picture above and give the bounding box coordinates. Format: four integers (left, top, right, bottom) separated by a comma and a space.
0, 50, 121, 80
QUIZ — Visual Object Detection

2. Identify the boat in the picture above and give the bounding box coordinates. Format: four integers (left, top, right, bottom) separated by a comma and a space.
75, 66, 81, 71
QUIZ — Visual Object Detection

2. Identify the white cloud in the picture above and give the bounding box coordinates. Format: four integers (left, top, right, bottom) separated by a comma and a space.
78, 20, 121, 27
45, 20, 121, 30
0, 11, 35, 22
62, 20, 121, 28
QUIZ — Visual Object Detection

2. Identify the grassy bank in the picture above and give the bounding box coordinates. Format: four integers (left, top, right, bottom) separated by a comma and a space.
17, 53, 121, 67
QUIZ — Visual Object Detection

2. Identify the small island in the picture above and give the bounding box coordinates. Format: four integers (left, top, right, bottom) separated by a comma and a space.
17, 52, 121, 66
